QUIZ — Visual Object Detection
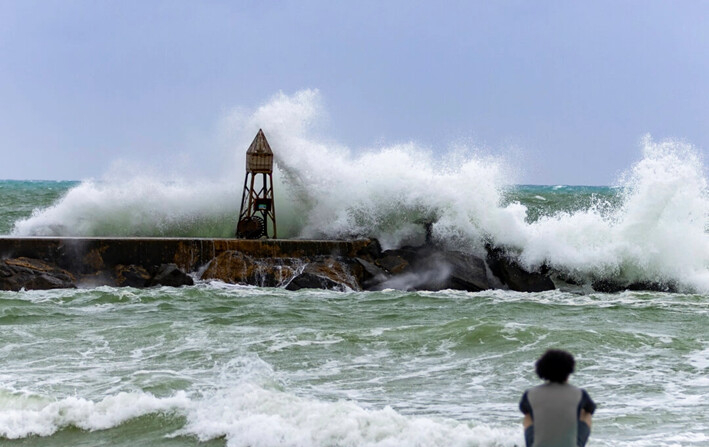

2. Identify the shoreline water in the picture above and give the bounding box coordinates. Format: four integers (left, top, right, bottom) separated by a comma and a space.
3, 285, 708, 446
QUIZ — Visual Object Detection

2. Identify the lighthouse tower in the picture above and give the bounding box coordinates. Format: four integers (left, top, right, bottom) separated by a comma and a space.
235, 129, 277, 239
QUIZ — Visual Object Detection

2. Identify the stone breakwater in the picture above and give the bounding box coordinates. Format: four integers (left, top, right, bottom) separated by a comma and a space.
0, 237, 558, 293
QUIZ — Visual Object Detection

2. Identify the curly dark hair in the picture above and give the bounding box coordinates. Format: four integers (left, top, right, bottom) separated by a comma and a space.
535, 349, 575, 383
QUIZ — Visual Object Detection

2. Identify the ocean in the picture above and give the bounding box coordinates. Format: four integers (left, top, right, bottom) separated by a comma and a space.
2, 135, 709, 446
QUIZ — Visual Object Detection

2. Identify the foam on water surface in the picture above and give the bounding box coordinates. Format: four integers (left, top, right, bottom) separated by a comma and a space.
0, 385, 519, 447
2, 286, 709, 446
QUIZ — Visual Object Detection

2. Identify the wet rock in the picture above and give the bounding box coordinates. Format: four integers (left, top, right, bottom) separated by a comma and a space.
77, 270, 117, 288
375, 252, 410, 274
202, 251, 357, 291
115, 264, 151, 288
364, 245, 492, 292
147, 263, 194, 287
380, 249, 490, 292
200, 251, 295, 287
286, 258, 359, 291
285, 271, 342, 290
0, 257, 76, 291
591, 280, 624, 293
551, 271, 584, 286
592, 279, 677, 293
353, 257, 388, 288
486, 246, 555, 292
355, 239, 383, 262
442, 251, 491, 292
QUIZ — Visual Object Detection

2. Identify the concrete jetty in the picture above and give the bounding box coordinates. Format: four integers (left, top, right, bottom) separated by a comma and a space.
0, 237, 559, 293
0, 237, 370, 272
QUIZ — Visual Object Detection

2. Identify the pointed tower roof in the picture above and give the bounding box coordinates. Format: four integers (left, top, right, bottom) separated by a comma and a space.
247, 129, 273, 156
245, 129, 274, 173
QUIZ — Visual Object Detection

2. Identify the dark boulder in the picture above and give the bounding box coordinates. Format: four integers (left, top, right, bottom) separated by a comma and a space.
147, 263, 194, 287
201, 252, 358, 291
200, 251, 296, 287
0, 257, 76, 291
366, 245, 491, 292
443, 251, 492, 292
356, 239, 383, 262
486, 246, 555, 292
592, 279, 677, 293
115, 264, 151, 288
77, 270, 117, 288
353, 257, 388, 288
285, 258, 359, 291
375, 252, 410, 274
401, 250, 490, 292
285, 271, 347, 291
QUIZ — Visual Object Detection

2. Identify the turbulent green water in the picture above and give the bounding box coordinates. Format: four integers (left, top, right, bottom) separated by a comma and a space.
0, 181, 77, 235
3, 287, 709, 447
503, 185, 622, 223
2, 179, 709, 446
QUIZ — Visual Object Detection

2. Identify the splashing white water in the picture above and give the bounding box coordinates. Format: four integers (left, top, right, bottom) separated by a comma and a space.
510, 137, 709, 289
0, 389, 190, 438
12, 89, 517, 250
11, 89, 709, 290
0, 384, 519, 447
180, 383, 518, 447
12, 176, 239, 237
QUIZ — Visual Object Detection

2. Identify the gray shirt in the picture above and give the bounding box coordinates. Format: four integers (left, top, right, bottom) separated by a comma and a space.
519, 382, 596, 447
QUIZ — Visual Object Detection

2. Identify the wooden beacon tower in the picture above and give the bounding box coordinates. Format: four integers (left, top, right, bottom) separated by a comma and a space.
235, 129, 277, 239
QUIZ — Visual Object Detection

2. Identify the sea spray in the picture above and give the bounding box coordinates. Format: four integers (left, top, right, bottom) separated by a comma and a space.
229, 90, 520, 250
509, 136, 709, 290
11, 89, 516, 251
12, 177, 239, 237
10, 90, 709, 291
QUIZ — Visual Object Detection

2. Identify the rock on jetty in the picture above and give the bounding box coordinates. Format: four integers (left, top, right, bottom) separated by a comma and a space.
0, 237, 557, 293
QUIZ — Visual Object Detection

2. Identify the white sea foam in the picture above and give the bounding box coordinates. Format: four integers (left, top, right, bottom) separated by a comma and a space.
178, 383, 519, 447
11, 177, 238, 237
510, 137, 709, 290
11, 89, 709, 290
0, 390, 190, 439
0, 385, 519, 447
11, 89, 515, 251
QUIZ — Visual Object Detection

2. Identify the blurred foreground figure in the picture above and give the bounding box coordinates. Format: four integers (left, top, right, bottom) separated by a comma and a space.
519, 349, 596, 447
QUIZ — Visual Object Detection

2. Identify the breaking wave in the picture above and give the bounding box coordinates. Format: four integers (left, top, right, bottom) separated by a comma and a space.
0, 385, 518, 447
11, 90, 709, 291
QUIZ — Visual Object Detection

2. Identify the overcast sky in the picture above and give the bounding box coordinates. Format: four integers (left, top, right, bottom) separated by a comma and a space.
1, 1, 708, 185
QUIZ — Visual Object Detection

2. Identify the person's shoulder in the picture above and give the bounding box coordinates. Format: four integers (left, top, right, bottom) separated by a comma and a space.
568, 383, 596, 398
578, 387, 595, 401
565, 383, 586, 392
579, 388, 597, 413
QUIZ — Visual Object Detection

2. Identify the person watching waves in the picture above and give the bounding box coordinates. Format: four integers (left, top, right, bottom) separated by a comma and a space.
519, 349, 596, 447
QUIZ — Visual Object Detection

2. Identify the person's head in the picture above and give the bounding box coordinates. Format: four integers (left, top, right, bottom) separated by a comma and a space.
535, 349, 575, 383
